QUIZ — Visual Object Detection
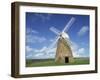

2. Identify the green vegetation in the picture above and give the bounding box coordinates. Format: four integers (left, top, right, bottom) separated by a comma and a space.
26, 57, 89, 67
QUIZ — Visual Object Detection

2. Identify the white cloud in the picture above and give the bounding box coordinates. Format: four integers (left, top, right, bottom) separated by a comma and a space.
70, 41, 78, 51
34, 46, 56, 55
26, 28, 39, 34
39, 47, 47, 52
46, 14, 52, 20
26, 28, 46, 44
34, 46, 47, 53
26, 46, 45, 59
34, 49, 40, 53
47, 47, 56, 53
26, 34, 46, 43
35, 14, 45, 22
26, 54, 33, 59
78, 26, 89, 36
49, 39, 54, 42
34, 52, 55, 59
78, 48, 85, 54
26, 46, 33, 52
34, 13, 52, 22
34, 53, 45, 57
72, 47, 86, 57
69, 40, 87, 57
26, 45, 56, 59
31, 30, 39, 34
70, 41, 79, 57
26, 39, 88, 59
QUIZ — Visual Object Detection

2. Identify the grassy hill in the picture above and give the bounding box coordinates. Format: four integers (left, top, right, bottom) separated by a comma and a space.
26, 57, 89, 67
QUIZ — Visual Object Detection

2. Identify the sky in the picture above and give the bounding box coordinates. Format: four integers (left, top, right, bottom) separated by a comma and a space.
25, 12, 90, 59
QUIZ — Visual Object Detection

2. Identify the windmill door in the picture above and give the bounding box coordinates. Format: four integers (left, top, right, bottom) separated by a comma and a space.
65, 57, 69, 63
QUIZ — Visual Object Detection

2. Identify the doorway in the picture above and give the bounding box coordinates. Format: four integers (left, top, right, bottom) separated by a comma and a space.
65, 57, 69, 63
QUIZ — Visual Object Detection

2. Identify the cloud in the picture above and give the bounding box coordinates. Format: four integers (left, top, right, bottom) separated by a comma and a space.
26, 46, 33, 52
35, 13, 52, 22
26, 34, 46, 44
26, 28, 39, 34
34, 46, 56, 55
70, 41, 79, 51
34, 46, 47, 53
26, 45, 44, 59
26, 39, 88, 59
26, 46, 34, 59
77, 26, 89, 36
46, 14, 52, 20
34, 53, 45, 57
72, 47, 87, 57
70, 41, 80, 57
34, 47, 56, 59
49, 39, 54, 42
26, 45, 56, 59
39, 47, 47, 52
26, 28, 46, 44
34, 52, 55, 59
72, 48, 85, 57
69, 40, 87, 57
78, 48, 85, 54
47, 47, 56, 53
31, 30, 39, 34
26, 54, 33, 59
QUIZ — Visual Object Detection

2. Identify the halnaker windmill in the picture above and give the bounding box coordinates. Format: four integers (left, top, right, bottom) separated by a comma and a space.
47, 17, 75, 63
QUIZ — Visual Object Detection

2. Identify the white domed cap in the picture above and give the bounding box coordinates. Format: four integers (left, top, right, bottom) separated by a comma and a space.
62, 32, 69, 39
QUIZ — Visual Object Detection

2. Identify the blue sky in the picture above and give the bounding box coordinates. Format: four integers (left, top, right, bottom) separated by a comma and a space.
25, 12, 90, 59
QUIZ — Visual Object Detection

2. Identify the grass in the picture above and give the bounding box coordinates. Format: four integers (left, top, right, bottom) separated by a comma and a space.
26, 57, 89, 67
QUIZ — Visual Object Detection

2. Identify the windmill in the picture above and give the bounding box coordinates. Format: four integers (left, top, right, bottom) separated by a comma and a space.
46, 17, 75, 63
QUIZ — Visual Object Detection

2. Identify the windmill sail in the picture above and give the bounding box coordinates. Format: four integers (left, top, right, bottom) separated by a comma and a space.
50, 27, 60, 35
62, 17, 75, 32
